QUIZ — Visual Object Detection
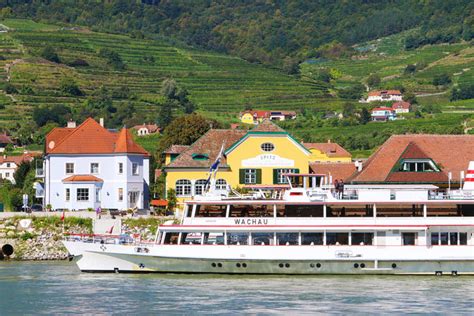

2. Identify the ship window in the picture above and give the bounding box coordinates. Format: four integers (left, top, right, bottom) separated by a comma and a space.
460, 233, 467, 245
194, 179, 207, 196
176, 179, 192, 197
301, 233, 323, 245
229, 204, 273, 217
402, 232, 417, 245
283, 205, 323, 217
251, 232, 274, 245
203, 232, 225, 245
163, 232, 179, 245
180, 232, 202, 245
440, 232, 449, 245
276, 233, 299, 245
351, 233, 373, 245
195, 205, 227, 217
449, 232, 458, 245
431, 232, 440, 245
326, 233, 349, 245
227, 232, 249, 245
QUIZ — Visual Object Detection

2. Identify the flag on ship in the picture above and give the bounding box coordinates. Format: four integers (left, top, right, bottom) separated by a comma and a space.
107, 225, 114, 234
60, 211, 65, 221
205, 143, 225, 190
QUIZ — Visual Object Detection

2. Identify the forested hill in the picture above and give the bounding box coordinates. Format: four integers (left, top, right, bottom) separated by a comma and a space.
1, 0, 473, 68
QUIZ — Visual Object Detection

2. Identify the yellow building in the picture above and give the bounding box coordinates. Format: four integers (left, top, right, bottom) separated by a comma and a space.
163, 120, 352, 204
304, 142, 352, 163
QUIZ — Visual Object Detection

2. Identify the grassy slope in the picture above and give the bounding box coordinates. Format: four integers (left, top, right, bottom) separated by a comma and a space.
0, 19, 330, 128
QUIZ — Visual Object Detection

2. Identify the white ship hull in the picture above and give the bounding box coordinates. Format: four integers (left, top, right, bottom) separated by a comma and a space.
64, 241, 474, 275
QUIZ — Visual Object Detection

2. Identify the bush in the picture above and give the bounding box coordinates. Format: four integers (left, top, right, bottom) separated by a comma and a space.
98, 48, 125, 70
451, 83, 474, 101
60, 78, 83, 96
67, 58, 89, 67
432, 73, 452, 86
4, 83, 17, 94
40, 46, 60, 63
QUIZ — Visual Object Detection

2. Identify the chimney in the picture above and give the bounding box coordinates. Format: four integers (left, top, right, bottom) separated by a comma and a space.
355, 160, 363, 172
327, 139, 331, 143
99, 118, 104, 127
67, 120, 76, 128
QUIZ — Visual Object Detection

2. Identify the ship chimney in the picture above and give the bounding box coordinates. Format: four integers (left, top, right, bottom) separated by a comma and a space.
99, 117, 104, 127
464, 161, 474, 190
67, 120, 76, 128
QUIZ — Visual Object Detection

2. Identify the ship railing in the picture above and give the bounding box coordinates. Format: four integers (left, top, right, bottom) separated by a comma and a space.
63, 233, 153, 245
428, 190, 474, 200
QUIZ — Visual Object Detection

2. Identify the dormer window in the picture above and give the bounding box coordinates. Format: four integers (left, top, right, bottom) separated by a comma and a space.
192, 153, 209, 161
399, 159, 440, 172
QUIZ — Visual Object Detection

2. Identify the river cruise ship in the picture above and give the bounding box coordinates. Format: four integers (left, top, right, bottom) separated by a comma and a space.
64, 162, 474, 275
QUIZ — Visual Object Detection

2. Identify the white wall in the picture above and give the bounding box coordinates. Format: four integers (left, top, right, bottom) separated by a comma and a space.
0, 162, 17, 183
45, 154, 149, 210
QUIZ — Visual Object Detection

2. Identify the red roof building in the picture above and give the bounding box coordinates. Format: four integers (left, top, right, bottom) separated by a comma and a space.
349, 135, 474, 187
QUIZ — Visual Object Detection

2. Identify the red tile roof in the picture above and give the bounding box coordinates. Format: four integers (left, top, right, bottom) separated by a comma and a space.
371, 107, 394, 112
46, 118, 149, 156
251, 119, 284, 132
368, 90, 402, 97
163, 145, 190, 154
392, 101, 411, 110
0, 133, 13, 144
0, 153, 34, 165
166, 129, 246, 168
303, 142, 352, 158
350, 135, 474, 183
132, 123, 160, 133
62, 175, 103, 182
310, 162, 356, 181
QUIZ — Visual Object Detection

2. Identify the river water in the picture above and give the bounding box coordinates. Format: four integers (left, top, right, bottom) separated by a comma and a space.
0, 261, 473, 315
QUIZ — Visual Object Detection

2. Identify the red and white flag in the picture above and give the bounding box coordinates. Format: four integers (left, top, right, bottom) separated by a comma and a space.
107, 225, 114, 234
60, 211, 65, 221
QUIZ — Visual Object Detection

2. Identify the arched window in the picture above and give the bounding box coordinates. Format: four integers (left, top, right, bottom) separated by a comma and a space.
176, 179, 192, 197
216, 179, 227, 190
195, 179, 208, 196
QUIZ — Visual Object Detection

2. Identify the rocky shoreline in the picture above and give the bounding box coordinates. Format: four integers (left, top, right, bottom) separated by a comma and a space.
0, 215, 168, 261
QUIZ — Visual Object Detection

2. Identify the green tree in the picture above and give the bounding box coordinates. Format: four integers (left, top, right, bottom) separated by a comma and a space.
4, 83, 17, 94
98, 48, 125, 70
13, 160, 32, 189
282, 56, 300, 75
158, 100, 174, 129
166, 188, 177, 214
40, 46, 60, 63
359, 107, 371, 124
342, 102, 355, 118
367, 74, 380, 88
60, 78, 83, 96
404, 64, 417, 74
432, 73, 452, 86
161, 78, 178, 99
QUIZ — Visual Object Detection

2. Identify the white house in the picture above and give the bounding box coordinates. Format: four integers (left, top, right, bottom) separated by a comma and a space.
132, 123, 160, 136
367, 90, 403, 102
0, 154, 34, 184
37, 118, 150, 211
371, 107, 397, 122
392, 101, 411, 114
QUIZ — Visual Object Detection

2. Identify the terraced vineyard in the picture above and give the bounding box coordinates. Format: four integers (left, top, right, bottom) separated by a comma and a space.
301, 30, 473, 95
0, 19, 331, 128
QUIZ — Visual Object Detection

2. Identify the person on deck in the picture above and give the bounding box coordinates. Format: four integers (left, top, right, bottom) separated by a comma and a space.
334, 179, 339, 198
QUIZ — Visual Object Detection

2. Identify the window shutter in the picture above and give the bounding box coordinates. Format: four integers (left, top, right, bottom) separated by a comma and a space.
256, 169, 262, 184
273, 169, 278, 184
239, 169, 245, 184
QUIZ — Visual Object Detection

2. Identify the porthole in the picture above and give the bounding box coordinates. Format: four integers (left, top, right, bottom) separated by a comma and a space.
310, 263, 315, 268
217, 263, 222, 268
285, 263, 290, 268
261, 142, 275, 152
316, 263, 321, 268
211, 262, 216, 268
279, 263, 284, 268
360, 263, 366, 268
392, 263, 397, 269
354, 263, 359, 268
236, 263, 241, 268
242, 263, 247, 268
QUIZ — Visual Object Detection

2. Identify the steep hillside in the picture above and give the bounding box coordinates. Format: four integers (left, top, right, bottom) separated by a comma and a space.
3, 0, 473, 67
0, 19, 330, 129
